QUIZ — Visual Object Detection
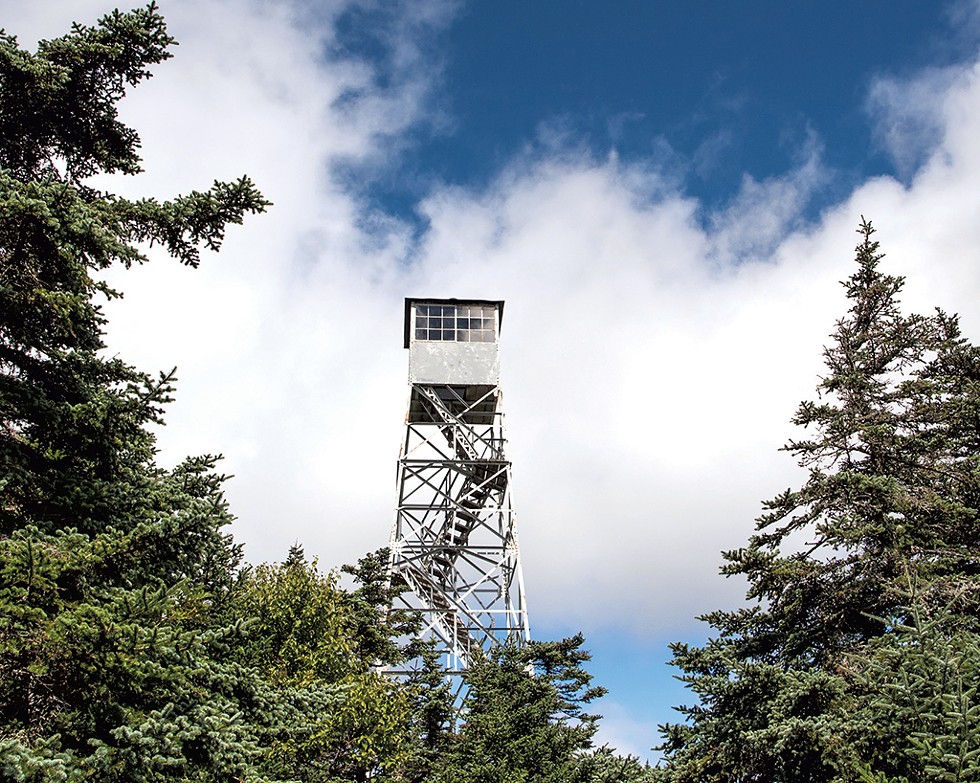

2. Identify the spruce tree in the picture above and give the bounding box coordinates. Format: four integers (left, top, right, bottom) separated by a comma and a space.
401, 644, 455, 783
658, 220, 980, 782
430, 635, 607, 783
0, 5, 271, 780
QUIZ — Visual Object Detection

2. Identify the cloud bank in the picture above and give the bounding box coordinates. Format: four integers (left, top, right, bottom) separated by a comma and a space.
6, 0, 980, 646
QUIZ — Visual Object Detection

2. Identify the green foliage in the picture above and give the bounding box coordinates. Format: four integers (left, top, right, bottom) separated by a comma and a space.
341, 548, 422, 668
231, 548, 417, 782
0, 5, 271, 781
658, 220, 980, 782
0, 2, 268, 540
400, 645, 455, 783
851, 608, 980, 781
0, 525, 263, 782
430, 635, 607, 783
578, 745, 659, 783
235, 548, 358, 684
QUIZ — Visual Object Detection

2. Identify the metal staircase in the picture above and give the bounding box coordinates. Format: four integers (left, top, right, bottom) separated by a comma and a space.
387, 382, 529, 673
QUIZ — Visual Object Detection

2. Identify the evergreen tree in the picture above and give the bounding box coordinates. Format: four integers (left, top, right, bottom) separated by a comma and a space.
852, 607, 980, 781
399, 644, 455, 783
0, 4, 267, 542
658, 220, 980, 782
578, 745, 659, 783
0, 5, 271, 780
341, 548, 422, 669
431, 635, 606, 783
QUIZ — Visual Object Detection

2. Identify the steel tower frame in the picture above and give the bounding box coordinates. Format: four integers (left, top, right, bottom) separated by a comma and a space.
387, 376, 529, 673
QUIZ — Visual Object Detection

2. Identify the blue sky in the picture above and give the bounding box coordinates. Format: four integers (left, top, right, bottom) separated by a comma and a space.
8, 0, 980, 763
337, 2, 960, 224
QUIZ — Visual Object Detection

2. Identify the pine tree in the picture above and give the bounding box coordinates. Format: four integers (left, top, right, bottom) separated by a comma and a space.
658, 220, 980, 782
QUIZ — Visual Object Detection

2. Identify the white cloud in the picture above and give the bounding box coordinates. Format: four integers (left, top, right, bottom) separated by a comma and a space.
866, 66, 960, 180
592, 699, 662, 765
706, 130, 827, 263
5, 0, 980, 647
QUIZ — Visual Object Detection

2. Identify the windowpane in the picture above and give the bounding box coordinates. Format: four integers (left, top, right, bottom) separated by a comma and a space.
413, 303, 497, 343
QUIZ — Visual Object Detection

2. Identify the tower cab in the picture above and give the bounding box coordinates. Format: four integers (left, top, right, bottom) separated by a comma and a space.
405, 298, 503, 385
404, 298, 504, 424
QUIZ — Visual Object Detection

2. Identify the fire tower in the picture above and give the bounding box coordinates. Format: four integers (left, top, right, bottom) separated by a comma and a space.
387, 298, 529, 673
